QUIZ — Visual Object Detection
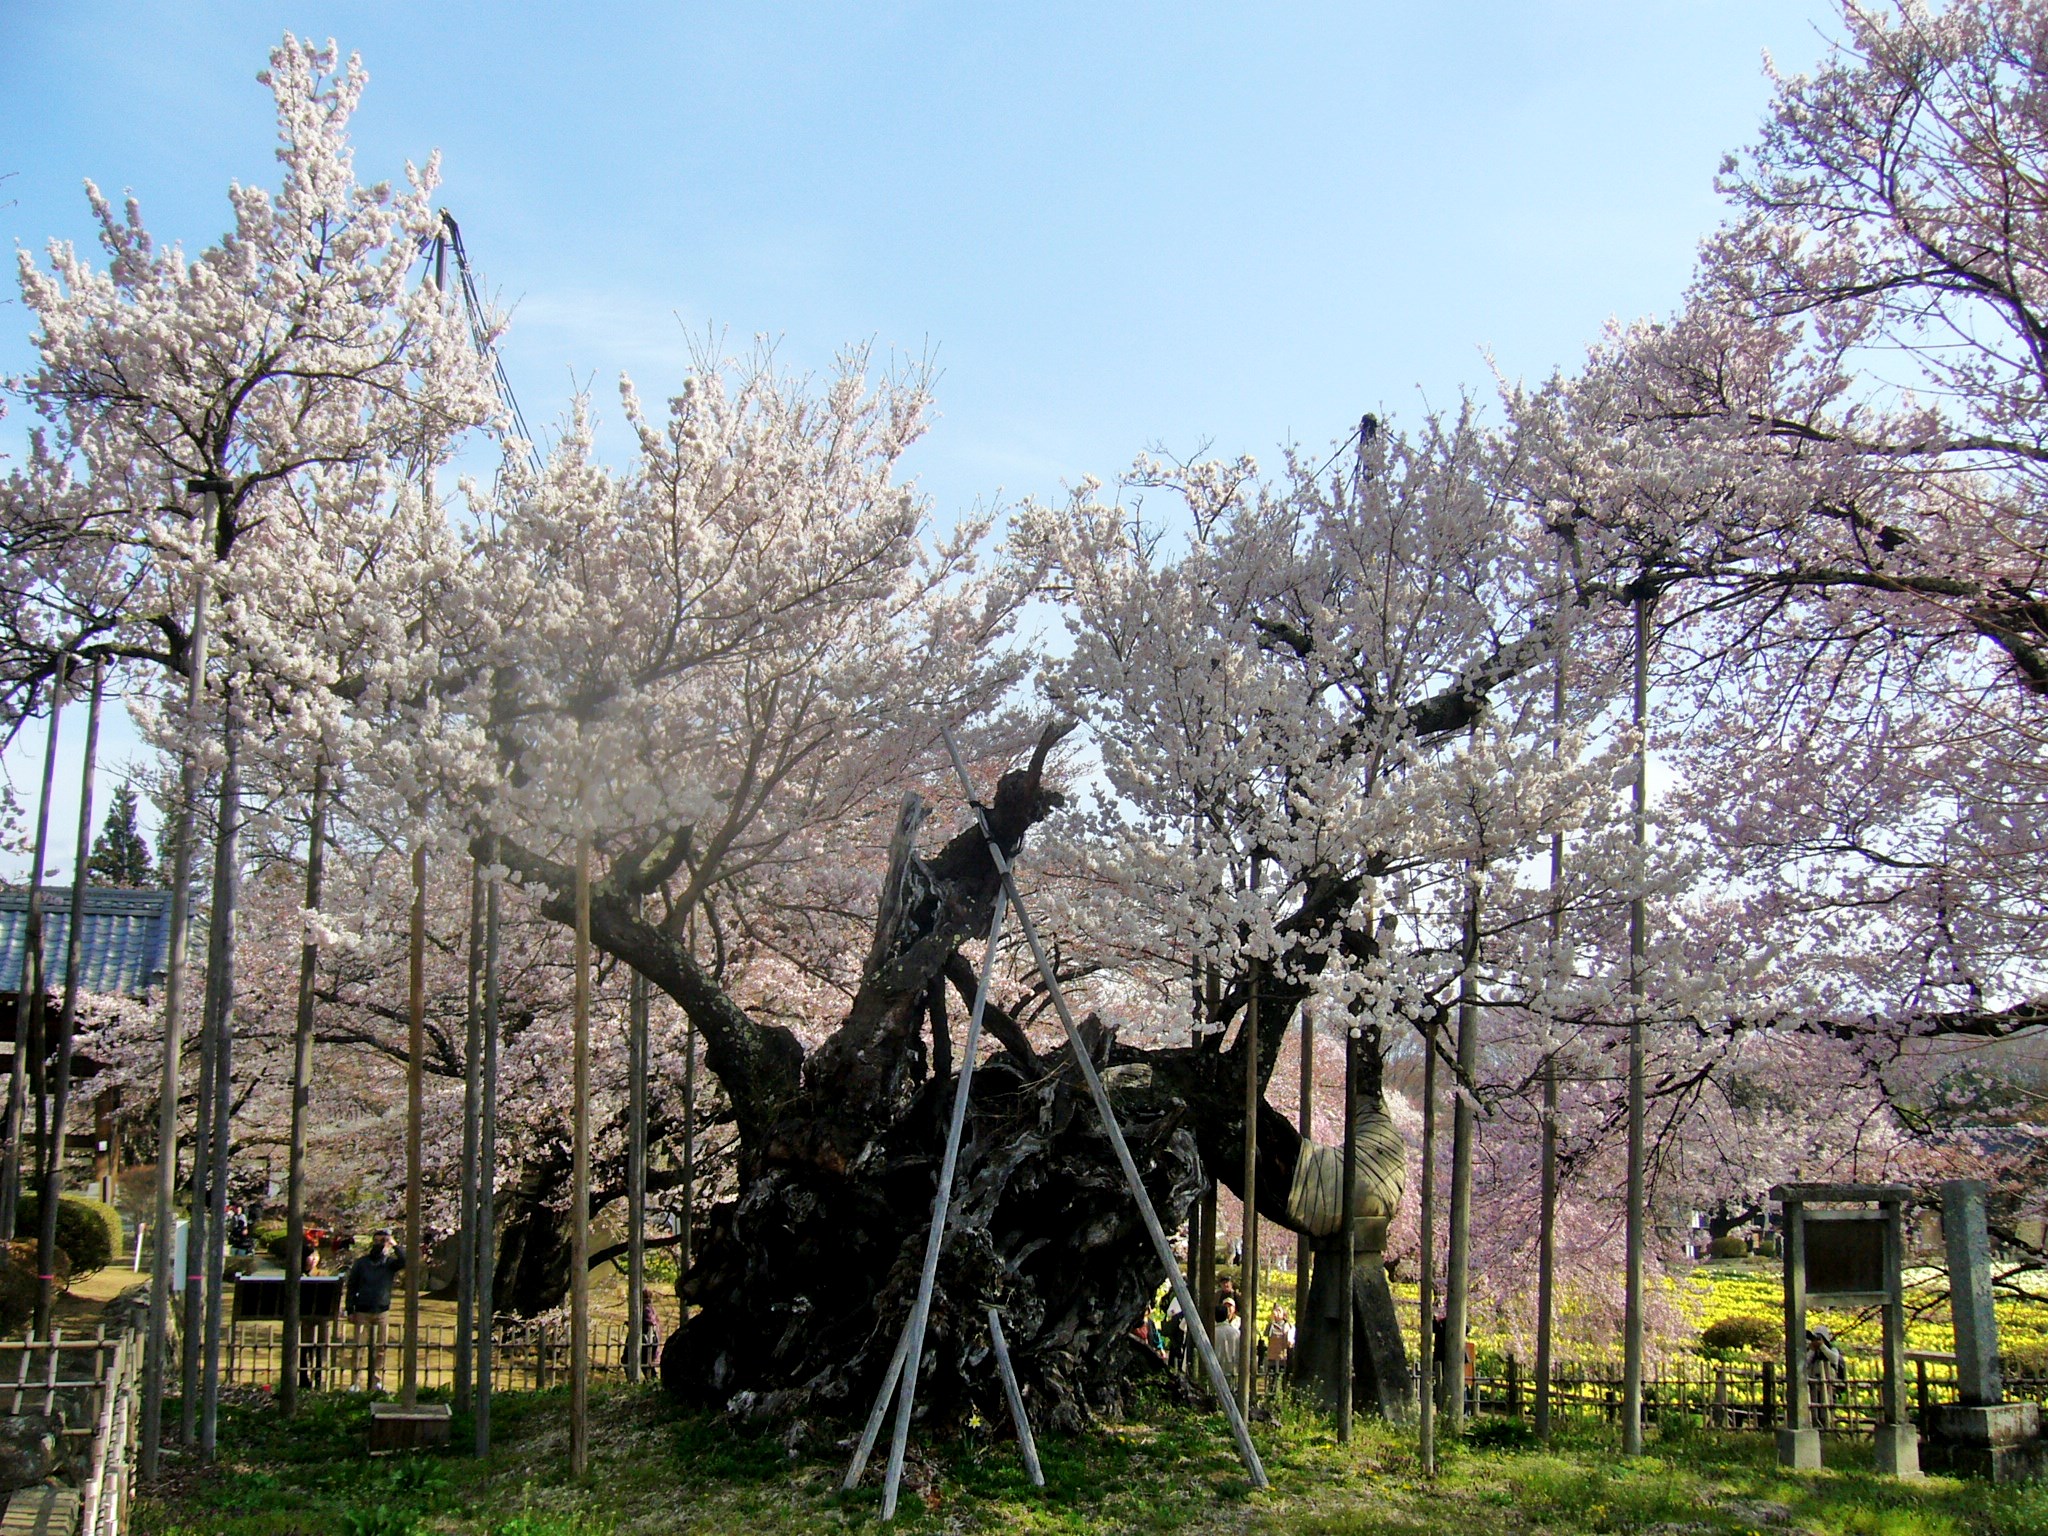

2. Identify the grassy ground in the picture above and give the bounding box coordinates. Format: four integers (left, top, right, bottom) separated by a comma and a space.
135, 1382, 2048, 1536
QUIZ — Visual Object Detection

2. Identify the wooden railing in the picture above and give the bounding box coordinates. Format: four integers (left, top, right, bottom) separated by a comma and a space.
79, 1328, 138, 1536
1447, 1348, 2048, 1435
1, 1325, 140, 1536
219, 1315, 637, 1395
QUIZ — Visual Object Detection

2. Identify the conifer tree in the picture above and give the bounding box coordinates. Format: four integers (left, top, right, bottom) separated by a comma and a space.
88, 783, 155, 887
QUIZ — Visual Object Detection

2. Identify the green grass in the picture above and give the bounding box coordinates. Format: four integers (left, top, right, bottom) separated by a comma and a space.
134, 1383, 2048, 1536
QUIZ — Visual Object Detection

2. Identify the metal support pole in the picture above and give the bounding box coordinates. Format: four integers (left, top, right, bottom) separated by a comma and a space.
987, 1309, 1043, 1487
876, 889, 1009, 1519
939, 727, 1267, 1490
842, 1327, 912, 1491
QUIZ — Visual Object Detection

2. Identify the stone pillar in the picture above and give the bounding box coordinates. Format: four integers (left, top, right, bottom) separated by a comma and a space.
1925, 1179, 2046, 1482
1944, 1181, 2000, 1406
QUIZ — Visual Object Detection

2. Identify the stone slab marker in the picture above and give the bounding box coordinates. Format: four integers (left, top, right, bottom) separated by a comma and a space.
1944, 1181, 2000, 1406
1924, 1179, 2046, 1483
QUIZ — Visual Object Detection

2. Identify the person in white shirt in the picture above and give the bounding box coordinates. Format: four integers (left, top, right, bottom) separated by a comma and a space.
1214, 1296, 1242, 1384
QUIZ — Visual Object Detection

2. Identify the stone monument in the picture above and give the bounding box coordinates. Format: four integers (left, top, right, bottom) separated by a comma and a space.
1922, 1180, 2045, 1482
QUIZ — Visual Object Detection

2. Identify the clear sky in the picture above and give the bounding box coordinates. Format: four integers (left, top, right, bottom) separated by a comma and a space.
0, 0, 1840, 874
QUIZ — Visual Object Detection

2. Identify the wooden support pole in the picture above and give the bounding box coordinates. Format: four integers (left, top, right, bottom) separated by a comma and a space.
1622, 591, 1650, 1456
1537, 607, 1565, 1446
1295, 1007, 1313, 1324
1535, 1053, 1558, 1443
569, 835, 591, 1476
1418, 1030, 1438, 1476
281, 761, 328, 1417
679, 1009, 695, 1281
35, 656, 103, 1335
403, 839, 426, 1407
1240, 968, 1259, 1413
1336, 1000, 1357, 1442
475, 844, 501, 1456
626, 901, 648, 1385
457, 857, 483, 1408
181, 879, 214, 1447
1444, 869, 1480, 1439
1, 663, 63, 1249
199, 706, 241, 1459
1195, 1180, 1215, 1371
159, 469, 227, 1467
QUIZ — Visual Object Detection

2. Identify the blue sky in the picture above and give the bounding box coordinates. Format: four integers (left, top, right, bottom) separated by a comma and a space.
0, 1, 1839, 873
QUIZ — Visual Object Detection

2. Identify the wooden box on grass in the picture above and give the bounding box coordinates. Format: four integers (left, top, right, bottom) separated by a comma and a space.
368, 1402, 451, 1452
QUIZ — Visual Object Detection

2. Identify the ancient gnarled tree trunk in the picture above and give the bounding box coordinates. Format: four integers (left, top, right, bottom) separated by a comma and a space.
499, 732, 1408, 1432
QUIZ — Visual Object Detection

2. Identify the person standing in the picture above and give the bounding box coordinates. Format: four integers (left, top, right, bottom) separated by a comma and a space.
1214, 1297, 1242, 1393
344, 1229, 405, 1392
1263, 1303, 1293, 1385
637, 1294, 662, 1374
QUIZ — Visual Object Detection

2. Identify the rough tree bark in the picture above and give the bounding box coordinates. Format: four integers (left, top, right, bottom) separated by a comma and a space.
494, 728, 1405, 1434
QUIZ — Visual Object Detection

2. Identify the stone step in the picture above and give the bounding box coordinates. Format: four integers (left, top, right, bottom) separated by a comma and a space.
0, 1485, 80, 1536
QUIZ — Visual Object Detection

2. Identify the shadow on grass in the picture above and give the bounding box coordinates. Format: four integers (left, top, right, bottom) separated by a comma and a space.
133, 1387, 2048, 1536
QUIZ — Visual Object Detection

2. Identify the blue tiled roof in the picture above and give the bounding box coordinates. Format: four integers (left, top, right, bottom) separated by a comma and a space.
0, 886, 173, 1000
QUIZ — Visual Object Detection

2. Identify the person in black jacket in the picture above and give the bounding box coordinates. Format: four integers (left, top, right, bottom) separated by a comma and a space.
344, 1230, 406, 1391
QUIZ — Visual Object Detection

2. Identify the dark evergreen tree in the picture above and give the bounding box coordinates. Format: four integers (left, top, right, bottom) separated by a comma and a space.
88, 783, 156, 886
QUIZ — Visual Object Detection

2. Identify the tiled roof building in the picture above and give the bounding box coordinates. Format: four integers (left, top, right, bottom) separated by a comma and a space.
0, 886, 173, 1001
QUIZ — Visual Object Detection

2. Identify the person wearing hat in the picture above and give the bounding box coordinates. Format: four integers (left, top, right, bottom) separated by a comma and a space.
344, 1229, 406, 1392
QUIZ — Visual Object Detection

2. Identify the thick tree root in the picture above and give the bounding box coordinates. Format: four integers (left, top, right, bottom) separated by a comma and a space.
662, 1054, 1201, 1434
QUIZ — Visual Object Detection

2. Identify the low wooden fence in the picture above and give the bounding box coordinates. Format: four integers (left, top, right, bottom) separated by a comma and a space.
1456, 1348, 2048, 1435
220, 1315, 637, 1394
1, 1325, 140, 1536
80, 1327, 139, 1536
3, 1329, 126, 1451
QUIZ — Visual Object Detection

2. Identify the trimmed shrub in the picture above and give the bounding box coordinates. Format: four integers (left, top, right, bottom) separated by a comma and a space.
12, 1194, 115, 1279
1706, 1234, 1749, 1260
0, 1242, 39, 1332
68, 1195, 123, 1258
1699, 1314, 1781, 1356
